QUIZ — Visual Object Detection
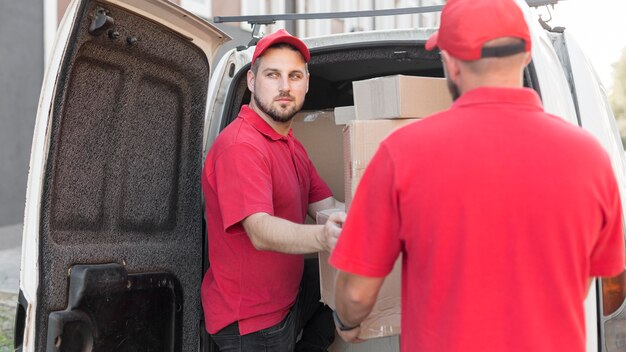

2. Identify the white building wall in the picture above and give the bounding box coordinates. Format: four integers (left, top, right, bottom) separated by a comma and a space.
43, 0, 57, 65
240, 0, 286, 34
343, 0, 359, 33
1, 0, 44, 228
374, 0, 395, 30
396, 0, 413, 29
217, 0, 445, 37
180, 0, 212, 19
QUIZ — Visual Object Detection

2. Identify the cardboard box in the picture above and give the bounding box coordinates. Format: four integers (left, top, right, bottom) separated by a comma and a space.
328, 335, 400, 352
317, 208, 402, 341
291, 110, 345, 203
353, 75, 452, 120
317, 208, 345, 312
343, 119, 417, 208
334, 105, 356, 125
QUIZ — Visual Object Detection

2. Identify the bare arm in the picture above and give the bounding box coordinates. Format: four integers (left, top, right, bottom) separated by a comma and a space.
334, 271, 385, 342
242, 212, 343, 254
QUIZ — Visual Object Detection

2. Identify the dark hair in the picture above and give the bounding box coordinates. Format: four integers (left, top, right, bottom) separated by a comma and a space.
251, 43, 309, 75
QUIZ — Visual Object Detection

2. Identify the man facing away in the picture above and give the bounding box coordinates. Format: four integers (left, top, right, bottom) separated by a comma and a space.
330, 0, 625, 351
201, 29, 346, 351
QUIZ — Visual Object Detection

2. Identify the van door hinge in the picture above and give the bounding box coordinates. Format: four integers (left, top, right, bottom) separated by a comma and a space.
89, 7, 114, 36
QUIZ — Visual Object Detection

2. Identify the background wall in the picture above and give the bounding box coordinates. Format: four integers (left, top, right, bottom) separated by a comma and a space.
0, 1, 44, 229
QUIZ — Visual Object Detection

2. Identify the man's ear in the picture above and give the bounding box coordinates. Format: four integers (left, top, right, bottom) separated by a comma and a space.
306, 72, 310, 94
523, 51, 532, 66
247, 69, 255, 94
442, 50, 461, 83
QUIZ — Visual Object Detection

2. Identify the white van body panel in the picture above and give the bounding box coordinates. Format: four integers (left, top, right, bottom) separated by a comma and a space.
563, 31, 626, 196
563, 30, 626, 352
531, 32, 579, 124
203, 48, 245, 154
19, 1, 82, 349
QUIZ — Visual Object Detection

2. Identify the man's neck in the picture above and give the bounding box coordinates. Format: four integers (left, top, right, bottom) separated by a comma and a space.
249, 102, 292, 136
460, 75, 524, 95
459, 62, 525, 95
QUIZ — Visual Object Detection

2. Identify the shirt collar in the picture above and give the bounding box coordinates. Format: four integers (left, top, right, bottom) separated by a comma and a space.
453, 87, 544, 111
239, 105, 293, 141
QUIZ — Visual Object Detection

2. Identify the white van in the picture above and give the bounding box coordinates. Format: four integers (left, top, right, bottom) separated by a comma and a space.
14, 0, 626, 351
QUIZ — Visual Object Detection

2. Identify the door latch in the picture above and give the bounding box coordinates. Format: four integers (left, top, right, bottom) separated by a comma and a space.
89, 7, 114, 36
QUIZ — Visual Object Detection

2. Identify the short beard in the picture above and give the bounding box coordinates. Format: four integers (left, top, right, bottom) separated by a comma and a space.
446, 76, 461, 102
442, 62, 461, 102
253, 93, 301, 123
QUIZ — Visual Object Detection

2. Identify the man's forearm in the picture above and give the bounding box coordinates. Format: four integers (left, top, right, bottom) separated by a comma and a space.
242, 213, 325, 254
334, 272, 382, 328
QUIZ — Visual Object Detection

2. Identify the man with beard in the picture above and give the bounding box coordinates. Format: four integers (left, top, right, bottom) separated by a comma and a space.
201, 29, 345, 351
330, 0, 624, 351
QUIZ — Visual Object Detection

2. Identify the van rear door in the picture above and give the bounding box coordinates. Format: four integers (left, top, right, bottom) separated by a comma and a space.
15, 0, 229, 351
549, 29, 626, 352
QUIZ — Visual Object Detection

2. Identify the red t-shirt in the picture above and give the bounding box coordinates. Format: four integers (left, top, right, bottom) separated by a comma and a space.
201, 105, 332, 335
331, 87, 625, 351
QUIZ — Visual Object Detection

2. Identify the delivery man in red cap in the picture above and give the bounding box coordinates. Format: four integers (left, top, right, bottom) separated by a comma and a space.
330, 0, 625, 351
201, 29, 345, 351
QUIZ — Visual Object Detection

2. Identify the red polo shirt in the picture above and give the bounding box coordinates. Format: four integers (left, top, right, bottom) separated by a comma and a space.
331, 87, 625, 351
201, 105, 332, 335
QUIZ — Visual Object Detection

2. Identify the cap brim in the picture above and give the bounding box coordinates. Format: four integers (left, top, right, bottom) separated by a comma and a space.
425, 31, 439, 51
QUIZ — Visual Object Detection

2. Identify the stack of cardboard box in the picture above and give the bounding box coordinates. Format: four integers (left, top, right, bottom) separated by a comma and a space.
292, 75, 452, 351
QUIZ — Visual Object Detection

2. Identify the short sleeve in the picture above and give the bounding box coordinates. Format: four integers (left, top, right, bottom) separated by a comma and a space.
590, 168, 625, 277
330, 145, 402, 277
213, 142, 274, 233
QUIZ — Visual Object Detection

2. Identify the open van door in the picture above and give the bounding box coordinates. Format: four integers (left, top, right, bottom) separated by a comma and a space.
15, 0, 229, 351
549, 29, 626, 352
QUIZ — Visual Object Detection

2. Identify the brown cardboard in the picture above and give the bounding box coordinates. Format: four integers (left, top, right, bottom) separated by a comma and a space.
316, 208, 344, 312
328, 335, 400, 352
343, 119, 417, 208
317, 208, 402, 340
295, 111, 427, 343
291, 110, 345, 202
334, 105, 356, 125
353, 75, 452, 120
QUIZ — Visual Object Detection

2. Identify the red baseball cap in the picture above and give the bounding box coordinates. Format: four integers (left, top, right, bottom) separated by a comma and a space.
251, 29, 310, 65
426, 0, 531, 61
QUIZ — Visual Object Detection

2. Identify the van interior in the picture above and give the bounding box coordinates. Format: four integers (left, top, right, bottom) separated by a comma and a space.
223, 42, 538, 123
